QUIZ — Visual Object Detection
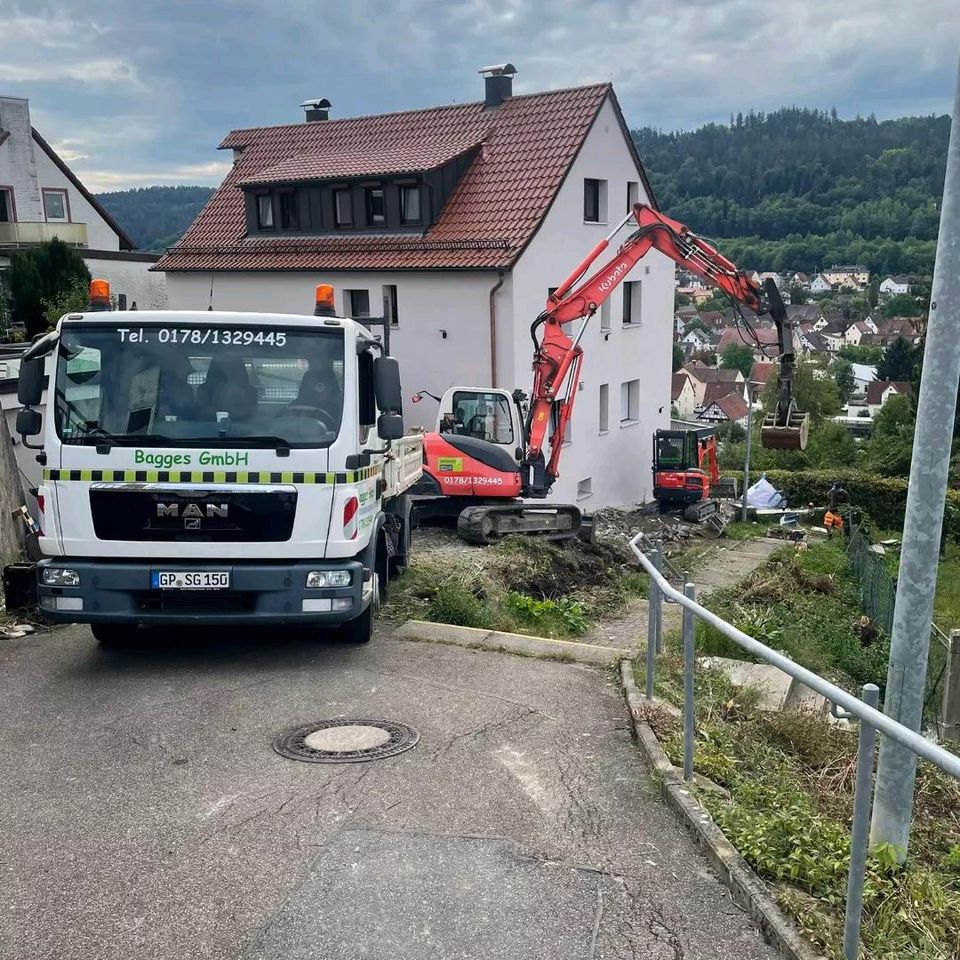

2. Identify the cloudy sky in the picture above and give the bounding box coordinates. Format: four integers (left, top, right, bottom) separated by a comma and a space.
3, 0, 960, 193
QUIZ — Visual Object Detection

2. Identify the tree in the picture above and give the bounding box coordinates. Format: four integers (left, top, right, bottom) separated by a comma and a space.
829, 357, 856, 404
720, 342, 754, 378
43, 279, 93, 329
788, 284, 807, 305
672, 343, 685, 372
877, 337, 918, 381
7, 239, 90, 337
695, 293, 731, 313
674, 290, 692, 308
761, 358, 840, 422
862, 394, 915, 476
880, 293, 922, 318
840, 344, 883, 365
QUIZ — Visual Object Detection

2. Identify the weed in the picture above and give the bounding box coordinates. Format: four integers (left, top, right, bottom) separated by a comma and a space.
505, 591, 588, 636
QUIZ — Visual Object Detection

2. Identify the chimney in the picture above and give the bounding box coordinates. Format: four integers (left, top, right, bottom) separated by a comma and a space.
301, 97, 331, 122
478, 63, 516, 109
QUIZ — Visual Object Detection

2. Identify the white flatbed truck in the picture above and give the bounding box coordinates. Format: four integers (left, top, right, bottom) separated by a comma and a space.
15, 282, 421, 644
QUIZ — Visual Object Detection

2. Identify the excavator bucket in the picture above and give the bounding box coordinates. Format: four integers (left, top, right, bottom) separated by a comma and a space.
760, 410, 810, 450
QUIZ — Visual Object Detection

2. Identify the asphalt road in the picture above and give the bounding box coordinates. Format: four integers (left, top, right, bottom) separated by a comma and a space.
0, 622, 777, 960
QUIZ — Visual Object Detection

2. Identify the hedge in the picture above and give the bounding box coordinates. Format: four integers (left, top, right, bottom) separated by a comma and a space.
723, 469, 960, 537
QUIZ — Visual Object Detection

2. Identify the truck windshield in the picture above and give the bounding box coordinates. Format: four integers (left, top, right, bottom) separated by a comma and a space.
53, 324, 344, 448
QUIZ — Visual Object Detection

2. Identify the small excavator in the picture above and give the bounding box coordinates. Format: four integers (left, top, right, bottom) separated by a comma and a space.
652, 427, 722, 521
413, 203, 809, 544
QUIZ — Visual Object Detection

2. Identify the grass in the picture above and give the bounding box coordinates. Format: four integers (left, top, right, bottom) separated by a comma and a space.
637, 651, 960, 960
384, 534, 648, 640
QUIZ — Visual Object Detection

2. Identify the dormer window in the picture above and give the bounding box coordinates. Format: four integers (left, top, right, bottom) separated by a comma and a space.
334, 189, 352, 227
279, 192, 299, 230
400, 185, 420, 225
256, 194, 274, 229
365, 187, 385, 226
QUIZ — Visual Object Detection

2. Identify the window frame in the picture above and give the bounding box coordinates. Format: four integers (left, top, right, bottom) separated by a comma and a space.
626, 180, 639, 213
0, 185, 17, 223
334, 189, 353, 228
622, 280, 642, 326
382, 284, 399, 327
345, 289, 371, 319
365, 186, 385, 226
598, 382, 609, 433
584, 179, 601, 222
278, 190, 299, 231
42, 188, 70, 223
399, 184, 421, 225
256, 193, 275, 230
620, 378, 640, 424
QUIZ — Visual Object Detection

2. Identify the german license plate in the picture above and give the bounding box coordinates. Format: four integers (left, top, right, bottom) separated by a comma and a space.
151, 571, 231, 590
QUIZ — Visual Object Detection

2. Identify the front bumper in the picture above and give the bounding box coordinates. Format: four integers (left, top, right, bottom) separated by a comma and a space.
36, 559, 369, 626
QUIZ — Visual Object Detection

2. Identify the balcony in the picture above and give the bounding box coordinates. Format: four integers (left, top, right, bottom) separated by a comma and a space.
0, 221, 88, 248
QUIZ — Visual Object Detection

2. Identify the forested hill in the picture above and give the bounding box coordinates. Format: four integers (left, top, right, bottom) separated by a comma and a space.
95, 185, 214, 253
632, 107, 950, 275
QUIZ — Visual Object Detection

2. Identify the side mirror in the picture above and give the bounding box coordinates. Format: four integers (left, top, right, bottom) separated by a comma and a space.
373, 356, 402, 414
378, 412, 404, 440
17, 357, 44, 406
16, 408, 41, 437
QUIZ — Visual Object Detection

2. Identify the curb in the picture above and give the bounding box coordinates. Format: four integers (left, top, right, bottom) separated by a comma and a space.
396, 620, 631, 666
619, 660, 826, 960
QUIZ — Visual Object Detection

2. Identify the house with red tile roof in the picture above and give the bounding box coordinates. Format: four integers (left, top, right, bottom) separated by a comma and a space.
156, 68, 671, 507
671, 372, 697, 419
866, 379, 913, 416
699, 392, 750, 426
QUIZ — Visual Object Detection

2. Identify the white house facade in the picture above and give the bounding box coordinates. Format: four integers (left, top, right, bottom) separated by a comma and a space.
159, 75, 671, 508
879, 276, 910, 296
810, 274, 832, 293
0, 95, 165, 312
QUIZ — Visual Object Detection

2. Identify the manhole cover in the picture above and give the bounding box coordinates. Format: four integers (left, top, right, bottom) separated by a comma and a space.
272, 719, 420, 764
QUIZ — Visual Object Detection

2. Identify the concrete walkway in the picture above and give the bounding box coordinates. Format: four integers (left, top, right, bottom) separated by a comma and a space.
584, 536, 783, 651
0, 623, 776, 960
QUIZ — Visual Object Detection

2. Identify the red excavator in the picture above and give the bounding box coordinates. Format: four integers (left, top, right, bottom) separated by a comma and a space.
412, 203, 808, 544
652, 427, 721, 520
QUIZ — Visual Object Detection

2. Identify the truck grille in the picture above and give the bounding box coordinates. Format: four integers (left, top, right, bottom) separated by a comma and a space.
135, 591, 256, 614
90, 488, 297, 542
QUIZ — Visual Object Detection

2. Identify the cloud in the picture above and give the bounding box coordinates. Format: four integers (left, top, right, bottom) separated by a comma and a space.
0, 59, 142, 87
77, 161, 233, 193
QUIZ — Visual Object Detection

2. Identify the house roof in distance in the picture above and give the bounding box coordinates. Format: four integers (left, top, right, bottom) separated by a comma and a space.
702, 380, 743, 406
748, 361, 777, 385
158, 83, 655, 273
866, 379, 913, 405
714, 393, 749, 421
671, 372, 691, 400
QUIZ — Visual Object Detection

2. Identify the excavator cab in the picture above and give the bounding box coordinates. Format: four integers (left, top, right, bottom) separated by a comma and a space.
757, 279, 810, 450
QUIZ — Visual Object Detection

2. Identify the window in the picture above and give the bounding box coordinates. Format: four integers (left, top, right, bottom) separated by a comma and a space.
577, 477, 592, 500
334, 190, 353, 227
620, 379, 639, 424
256, 194, 274, 229
599, 383, 609, 432
0, 187, 14, 222
365, 187, 385, 226
346, 289, 371, 318
623, 280, 642, 325
399, 185, 420, 224
279, 192, 299, 230
583, 178, 607, 222
382, 284, 399, 327
450, 391, 514, 444
599, 299, 610, 331
43, 189, 68, 222
627, 180, 639, 213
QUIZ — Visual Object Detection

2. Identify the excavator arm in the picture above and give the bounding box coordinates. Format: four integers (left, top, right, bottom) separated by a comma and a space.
522, 203, 807, 497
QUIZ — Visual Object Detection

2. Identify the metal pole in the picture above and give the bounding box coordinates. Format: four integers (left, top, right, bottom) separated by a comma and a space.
843, 683, 880, 960
646, 551, 658, 700
682, 583, 696, 781
741, 398, 753, 523
942, 629, 960, 744
654, 539, 664, 653
872, 55, 960, 859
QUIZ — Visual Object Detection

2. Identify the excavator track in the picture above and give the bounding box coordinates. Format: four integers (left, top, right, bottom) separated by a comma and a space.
457, 503, 583, 546
682, 499, 720, 523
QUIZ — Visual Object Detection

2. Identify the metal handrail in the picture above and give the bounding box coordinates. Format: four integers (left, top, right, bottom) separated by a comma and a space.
630, 530, 960, 960
630, 533, 960, 778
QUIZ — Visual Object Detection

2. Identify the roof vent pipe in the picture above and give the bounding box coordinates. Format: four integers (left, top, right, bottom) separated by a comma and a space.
301, 97, 331, 122
478, 63, 516, 110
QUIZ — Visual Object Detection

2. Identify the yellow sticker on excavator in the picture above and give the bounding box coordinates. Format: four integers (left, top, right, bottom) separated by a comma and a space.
437, 457, 464, 473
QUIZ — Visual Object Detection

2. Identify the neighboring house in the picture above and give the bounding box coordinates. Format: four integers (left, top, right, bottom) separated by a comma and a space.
798, 329, 830, 354
823, 264, 869, 287
680, 327, 711, 349
157, 68, 672, 508
699, 392, 749, 426
880, 275, 911, 296
747, 361, 776, 401
716, 324, 782, 361
701, 379, 747, 407
682, 362, 744, 405
810, 273, 832, 293
844, 320, 873, 346
671, 371, 697, 419
789, 271, 810, 287
850, 363, 877, 395
866, 379, 913, 416
0, 95, 165, 310
876, 316, 921, 343
698, 310, 723, 328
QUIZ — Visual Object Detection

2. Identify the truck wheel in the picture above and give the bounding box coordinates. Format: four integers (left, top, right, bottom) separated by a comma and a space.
340, 570, 379, 644
91, 623, 133, 646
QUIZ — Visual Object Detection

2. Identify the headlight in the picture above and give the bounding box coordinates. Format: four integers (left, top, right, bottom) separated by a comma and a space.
305, 570, 351, 588
42, 567, 81, 587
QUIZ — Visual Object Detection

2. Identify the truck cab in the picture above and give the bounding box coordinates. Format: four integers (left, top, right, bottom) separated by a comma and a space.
16, 283, 421, 644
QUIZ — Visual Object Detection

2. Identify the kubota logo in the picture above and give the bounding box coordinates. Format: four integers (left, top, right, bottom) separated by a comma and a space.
598, 261, 630, 292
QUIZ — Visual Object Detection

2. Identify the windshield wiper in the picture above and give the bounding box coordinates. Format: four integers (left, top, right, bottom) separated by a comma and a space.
227, 435, 293, 455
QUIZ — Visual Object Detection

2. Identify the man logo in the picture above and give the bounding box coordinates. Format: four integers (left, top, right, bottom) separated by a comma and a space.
156, 503, 229, 518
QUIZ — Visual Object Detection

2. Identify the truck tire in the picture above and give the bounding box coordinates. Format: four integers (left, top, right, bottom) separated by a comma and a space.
340, 562, 382, 645
91, 623, 134, 646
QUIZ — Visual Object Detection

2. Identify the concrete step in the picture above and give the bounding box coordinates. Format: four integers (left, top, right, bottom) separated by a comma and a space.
699, 657, 793, 711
